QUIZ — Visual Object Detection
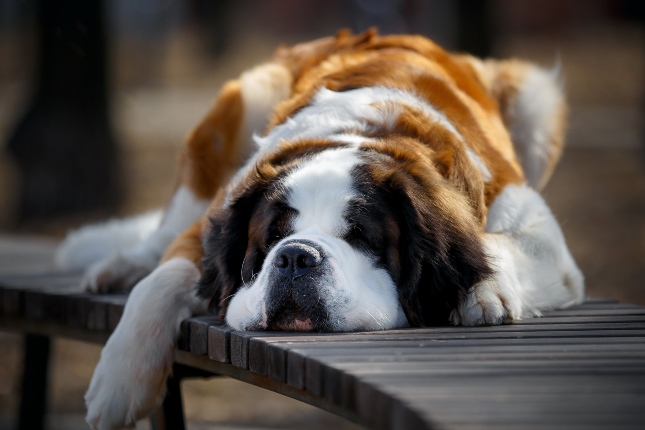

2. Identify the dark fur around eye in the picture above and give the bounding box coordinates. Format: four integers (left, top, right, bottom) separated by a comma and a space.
196, 182, 297, 318
344, 223, 369, 248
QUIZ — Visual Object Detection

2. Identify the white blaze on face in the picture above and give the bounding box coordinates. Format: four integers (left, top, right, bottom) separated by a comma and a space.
285, 147, 359, 235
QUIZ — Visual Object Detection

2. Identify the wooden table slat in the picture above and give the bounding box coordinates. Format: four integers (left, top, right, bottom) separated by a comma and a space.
208, 324, 234, 363
187, 315, 222, 356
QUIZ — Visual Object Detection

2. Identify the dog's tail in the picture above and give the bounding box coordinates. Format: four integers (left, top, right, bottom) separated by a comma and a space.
54, 210, 162, 271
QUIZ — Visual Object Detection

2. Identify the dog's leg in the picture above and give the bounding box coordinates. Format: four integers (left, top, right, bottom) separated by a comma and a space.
85, 221, 207, 430
81, 185, 210, 293
450, 183, 584, 326
81, 63, 293, 293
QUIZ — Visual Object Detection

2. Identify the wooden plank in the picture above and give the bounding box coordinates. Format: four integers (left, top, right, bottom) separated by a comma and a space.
541, 308, 645, 317
579, 297, 619, 304
64, 293, 92, 327
248, 335, 306, 376
45, 289, 80, 324
354, 373, 645, 429
267, 346, 287, 382
361, 373, 645, 395
412, 401, 644, 427
247, 335, 645, 355
23, 290, 44, 320
286, 342, 645, 363
305, 357, 325, 398
236, 331, 316, 372
287, 349, 307, 389
87, 294, 127, 332
321, 359, 645, 423
320, 359, 645, 378
86, 295, 119, 331
401, 390, 645, 419
208, 324, 234, 363
172, 350, 364, 427
568, 302, 642, 310
296, 344, 645, 405
355, 381, 397, 430
248, 338, 267, 375
293, 349, 645, 365
240, 324, 645, 397
106, 295, 127, 331
178, 320, 190, 351
242, 327, 645, 348
187, 316, 221, 356
512, 315, 645, 324
230, 331, 254, 369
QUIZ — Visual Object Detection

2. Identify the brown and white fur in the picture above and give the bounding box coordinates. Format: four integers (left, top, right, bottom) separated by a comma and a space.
55, 30, 584, 429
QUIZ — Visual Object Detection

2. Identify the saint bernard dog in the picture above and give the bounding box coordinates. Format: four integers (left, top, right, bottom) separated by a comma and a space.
56, 30, 584, 429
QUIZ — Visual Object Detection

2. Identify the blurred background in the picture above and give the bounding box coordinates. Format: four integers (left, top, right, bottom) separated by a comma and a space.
0, 0, 643, 428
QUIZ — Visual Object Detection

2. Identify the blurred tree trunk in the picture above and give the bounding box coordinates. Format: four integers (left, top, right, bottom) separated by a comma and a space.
457, 0, 494, 58
6, 0, 120, 224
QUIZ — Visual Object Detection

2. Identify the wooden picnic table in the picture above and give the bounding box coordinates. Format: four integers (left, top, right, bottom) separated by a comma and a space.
1, 236, 644, 429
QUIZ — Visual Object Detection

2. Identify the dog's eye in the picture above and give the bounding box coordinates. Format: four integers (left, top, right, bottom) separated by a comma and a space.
346, 224, 368, 247
265, 234, 282, 250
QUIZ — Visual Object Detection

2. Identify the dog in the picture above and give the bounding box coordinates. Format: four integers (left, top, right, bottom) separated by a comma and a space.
55, 29, 584, 429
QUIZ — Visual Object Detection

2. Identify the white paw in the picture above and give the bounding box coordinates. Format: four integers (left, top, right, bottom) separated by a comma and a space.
85, 319, 172, 429
84, 258, 202, 430
82, 251, 157, 293
450, 278, 523, 326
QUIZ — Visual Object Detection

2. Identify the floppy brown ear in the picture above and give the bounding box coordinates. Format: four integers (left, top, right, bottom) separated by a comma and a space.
395, 195, 493, 326
378, 167, 492, 326
463, 56, 568, 190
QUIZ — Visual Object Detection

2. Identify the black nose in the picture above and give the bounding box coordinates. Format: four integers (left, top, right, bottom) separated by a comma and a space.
274, 242, 323, 279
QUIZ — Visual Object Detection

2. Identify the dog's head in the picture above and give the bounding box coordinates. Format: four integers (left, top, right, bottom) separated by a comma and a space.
197, 135, 492, 331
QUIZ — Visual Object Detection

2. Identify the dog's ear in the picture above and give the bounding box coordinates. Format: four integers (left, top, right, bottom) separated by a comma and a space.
386, 172, 492, 326
196, 183, 266, 319
462, 56, 567, 190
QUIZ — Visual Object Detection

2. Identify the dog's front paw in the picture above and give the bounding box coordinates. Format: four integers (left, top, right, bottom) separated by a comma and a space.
450, 278, 523, 326
84, 258, 202, 429
85, 321, 172, 429
82, 251, 157, 293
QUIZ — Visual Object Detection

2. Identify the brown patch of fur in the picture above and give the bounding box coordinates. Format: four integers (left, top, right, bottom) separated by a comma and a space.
359, 137, 482, 234
411, 74, 524, 206
360, 104, 487, 224
161, 218, 206, 268
260, 30, 525, 210
178, 80, 245, 200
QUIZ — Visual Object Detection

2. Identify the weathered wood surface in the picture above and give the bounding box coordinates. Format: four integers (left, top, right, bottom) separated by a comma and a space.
1, 238, 644, 429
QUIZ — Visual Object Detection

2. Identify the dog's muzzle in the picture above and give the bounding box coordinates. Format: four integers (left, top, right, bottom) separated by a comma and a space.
266, 239, 328, 331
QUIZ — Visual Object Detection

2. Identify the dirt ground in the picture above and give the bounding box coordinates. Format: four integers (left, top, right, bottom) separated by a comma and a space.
0, 10, 643, 430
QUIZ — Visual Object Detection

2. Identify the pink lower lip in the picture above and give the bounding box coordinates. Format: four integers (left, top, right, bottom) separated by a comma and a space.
292, 317, 314, 331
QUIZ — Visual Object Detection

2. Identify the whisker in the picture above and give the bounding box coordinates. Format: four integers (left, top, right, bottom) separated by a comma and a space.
218, 293, 236, 306
240, 256, 248, 288
362, 307, 384, 330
